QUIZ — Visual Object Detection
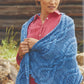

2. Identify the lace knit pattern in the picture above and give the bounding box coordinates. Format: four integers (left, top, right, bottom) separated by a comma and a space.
16, 13, 83, 84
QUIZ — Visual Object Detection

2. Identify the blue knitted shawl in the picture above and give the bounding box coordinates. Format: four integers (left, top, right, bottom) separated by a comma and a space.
16, 13, 83, 84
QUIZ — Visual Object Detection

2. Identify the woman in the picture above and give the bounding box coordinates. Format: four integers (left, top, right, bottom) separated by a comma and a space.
16, 0, 83, 84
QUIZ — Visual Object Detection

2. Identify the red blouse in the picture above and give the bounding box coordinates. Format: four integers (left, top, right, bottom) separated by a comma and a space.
16, 10, 61, 84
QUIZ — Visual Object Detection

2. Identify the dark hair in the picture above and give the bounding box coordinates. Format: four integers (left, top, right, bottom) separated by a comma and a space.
35, 0, 40, 6
35, 0, 62, 7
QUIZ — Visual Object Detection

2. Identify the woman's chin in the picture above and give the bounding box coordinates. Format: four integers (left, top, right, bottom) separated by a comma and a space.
47, 10, 56, 14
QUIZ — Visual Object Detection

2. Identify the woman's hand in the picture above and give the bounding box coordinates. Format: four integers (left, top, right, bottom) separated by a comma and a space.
18, 38, 29, 58
18, 38, 39, 58
27, 38, 39, 49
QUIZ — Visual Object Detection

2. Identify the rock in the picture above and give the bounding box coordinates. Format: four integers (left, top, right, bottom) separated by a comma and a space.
79, 65, 84, 74
78, 65, 84, 84
77, 53, 84, 84
0, 58, 11, 84
6, 80, 14, 84
10, 62, 19, 72
76, 53, 84, 65
0, 58, 18, 84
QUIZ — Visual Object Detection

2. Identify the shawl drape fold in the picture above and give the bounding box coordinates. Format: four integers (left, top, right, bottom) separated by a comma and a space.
16, 13, 83, 84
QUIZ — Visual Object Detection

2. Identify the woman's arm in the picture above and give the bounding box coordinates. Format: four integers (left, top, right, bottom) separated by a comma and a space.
16, 39, 29, 65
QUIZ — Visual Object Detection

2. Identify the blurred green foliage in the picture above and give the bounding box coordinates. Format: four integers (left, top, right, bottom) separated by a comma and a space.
0, 26, 19, 62
77, 40, 84, 53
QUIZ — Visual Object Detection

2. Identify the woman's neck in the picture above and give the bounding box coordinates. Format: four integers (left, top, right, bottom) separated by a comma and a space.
40, 10, 49, 23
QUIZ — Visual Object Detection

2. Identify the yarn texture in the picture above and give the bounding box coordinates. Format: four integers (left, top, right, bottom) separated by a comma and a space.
16, 13, 83, 84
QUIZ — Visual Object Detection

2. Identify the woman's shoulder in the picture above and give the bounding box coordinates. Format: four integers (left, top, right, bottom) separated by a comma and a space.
22, 13, 40, 27
59, 12, 75, 29
61, 12, 74, 22
60, 12, 75, 32
22, 16, 35, 26
20, 14, 36, 31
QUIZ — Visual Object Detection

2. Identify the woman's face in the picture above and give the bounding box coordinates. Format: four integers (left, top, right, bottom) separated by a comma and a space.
38, 0, 60, 14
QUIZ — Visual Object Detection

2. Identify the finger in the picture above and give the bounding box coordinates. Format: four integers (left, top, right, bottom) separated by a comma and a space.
27, 38, 32, 41
19, 45, 29, 51
21, 42, 28, 45
25, 49, 29, 52
22, 50, 29, 55
23, 44, 29, 49
24, 38, 28, 41
20, 49, 29, 56
24, 38, 29, 42
22, 47, 29, 51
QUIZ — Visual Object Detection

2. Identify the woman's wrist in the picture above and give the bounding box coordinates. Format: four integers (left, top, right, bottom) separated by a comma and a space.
17, 52, 23, 59
18, 55, 23, 59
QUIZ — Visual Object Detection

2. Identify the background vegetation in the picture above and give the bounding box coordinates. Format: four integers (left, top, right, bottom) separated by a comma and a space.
0, 26, 19, 62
